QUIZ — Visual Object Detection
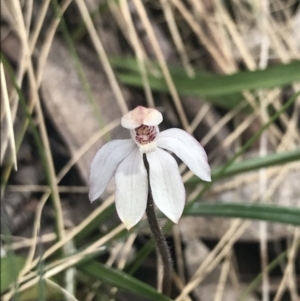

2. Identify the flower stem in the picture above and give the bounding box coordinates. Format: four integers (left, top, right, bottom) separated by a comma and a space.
143, 155, 172, 297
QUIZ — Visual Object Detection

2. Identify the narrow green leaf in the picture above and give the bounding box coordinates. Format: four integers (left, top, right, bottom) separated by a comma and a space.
184, 203, 300, 226
238, 245, 299, 301
1, 55, 67, 243
1, 255, 25, 293
51, 0, 108, 136
187, 148, 300, 184
188, 91, 298, 205
211, 148, 300, 180
16, 279, 63, 301
78, 261, 171, 301
74, 204, 115, 243
113, 57, 300, 106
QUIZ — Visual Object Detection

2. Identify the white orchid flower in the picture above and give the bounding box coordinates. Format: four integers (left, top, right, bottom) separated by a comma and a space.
89, 106, 211, 229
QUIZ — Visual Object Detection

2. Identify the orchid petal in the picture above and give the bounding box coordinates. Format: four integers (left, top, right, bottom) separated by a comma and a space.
143, 109, 163, 126
89, 139, 136, 202
121, 106, 163, 129
157, 129, 211, 182
146, 149, 185, 223
115, 149, 147, 229
121, 112, 141, 129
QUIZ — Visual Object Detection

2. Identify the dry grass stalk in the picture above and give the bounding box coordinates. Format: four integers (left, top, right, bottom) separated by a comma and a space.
2, 0, 299, 300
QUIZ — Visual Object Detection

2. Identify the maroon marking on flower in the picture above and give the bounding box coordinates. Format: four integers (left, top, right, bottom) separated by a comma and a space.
135, 125, 157, 145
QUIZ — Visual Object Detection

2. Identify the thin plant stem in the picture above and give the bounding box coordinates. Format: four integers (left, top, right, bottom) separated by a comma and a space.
143, 155, 172, 296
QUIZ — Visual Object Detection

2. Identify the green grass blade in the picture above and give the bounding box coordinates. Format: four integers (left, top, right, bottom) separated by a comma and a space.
113, 57, 300, 104
51, 0, 108, 134
78, 261, 171, 301
0, 55, 46, 191
1, 255, 25, 294
188, 91, 299, 207
237, 246, 296, 301
1, 55, 66, 241
74, 204, 116, 243
183, 203, 300, 226
187, 148, 300, 184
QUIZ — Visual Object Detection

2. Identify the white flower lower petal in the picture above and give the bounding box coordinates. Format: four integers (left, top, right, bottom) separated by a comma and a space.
115, 149, 148, 229
157, 129, 211, 182
146, 149, 185, 223
89, 139, 136, 202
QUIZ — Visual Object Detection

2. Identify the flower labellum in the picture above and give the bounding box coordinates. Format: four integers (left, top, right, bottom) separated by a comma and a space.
89, 106, 211, 230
